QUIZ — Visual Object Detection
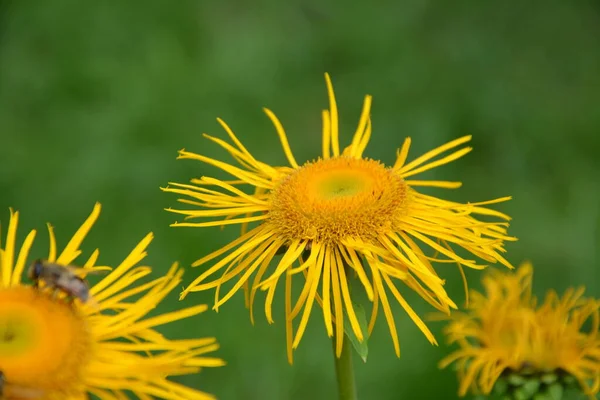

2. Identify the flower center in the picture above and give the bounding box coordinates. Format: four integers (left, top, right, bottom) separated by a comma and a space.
269, 157, 409, 243
0, 286, 90, 398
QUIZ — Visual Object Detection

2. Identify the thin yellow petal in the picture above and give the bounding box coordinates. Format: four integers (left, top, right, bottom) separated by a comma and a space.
393, 137, 412, 170
335, 249, 363, 341
263, 108, 299, 168
3, 209, 19, 285
285, 271, 294, 364
90, 232, 153, 296
397, 135, 472, 174
57, 202, 102, 265
347, 95, 372, 157
401, 147, 473, 178
324, 73, 340, 157
47, 223, 57, 262
321, 110, 331, 159
292, 250, 324, 348
355, 118, 372, 158
382, 273, 436, 344
321, 249, 333, 337
330, 249, 344, 357
215, 241, 278, 309
371, 265, 400, 356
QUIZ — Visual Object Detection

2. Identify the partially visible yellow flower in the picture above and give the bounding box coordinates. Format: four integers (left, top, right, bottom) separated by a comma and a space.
0, 203, 225, 400
163, 73, 516, 362
439, 262, 600, 398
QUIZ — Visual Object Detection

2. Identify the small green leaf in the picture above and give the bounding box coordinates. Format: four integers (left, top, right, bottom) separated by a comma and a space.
533, 393, 550, 400
493, 377, 509, 395
522, 379, 541, 397
547, 383, 563, 400
508, 373, 527, 386
540, 373, 558, 385
514, 387, 531, 400
343, 302, 369, 362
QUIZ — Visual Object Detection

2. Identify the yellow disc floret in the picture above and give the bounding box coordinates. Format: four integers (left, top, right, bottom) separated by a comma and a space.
0, 286, 90, 398
269, 157, 408, 243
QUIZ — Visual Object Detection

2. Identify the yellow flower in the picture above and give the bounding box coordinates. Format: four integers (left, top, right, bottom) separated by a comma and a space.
0, 203, 225, 400
439, 262, 600, 398
163, 73, 516, 363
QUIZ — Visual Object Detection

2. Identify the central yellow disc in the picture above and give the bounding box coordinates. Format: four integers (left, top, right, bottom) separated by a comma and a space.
269, 157, 408, 242
0, 308, 40, 357
312, 168, 371, 200
0, 286, 91, 397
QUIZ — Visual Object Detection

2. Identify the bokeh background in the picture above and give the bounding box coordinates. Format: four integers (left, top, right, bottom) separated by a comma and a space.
1, 1, 599, 399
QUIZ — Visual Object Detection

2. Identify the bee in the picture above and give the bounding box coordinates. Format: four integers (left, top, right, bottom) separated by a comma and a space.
28, 259, 101, 304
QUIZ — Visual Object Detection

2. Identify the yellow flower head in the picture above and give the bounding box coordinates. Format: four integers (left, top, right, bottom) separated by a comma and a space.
0, 203, 225, 400
163, 73, 516, 362
440, 262, 600, 398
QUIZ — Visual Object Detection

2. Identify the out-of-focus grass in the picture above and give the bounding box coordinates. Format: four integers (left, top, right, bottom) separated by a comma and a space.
1, 1, 598, 399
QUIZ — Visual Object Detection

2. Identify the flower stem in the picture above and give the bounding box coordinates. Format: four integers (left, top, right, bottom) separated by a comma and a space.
332, 334, 358, 400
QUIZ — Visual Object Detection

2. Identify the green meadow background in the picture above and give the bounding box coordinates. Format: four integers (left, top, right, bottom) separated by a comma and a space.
1, 1, 599, 399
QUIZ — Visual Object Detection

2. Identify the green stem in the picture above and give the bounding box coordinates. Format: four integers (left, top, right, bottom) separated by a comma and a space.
332, 335, 358, 400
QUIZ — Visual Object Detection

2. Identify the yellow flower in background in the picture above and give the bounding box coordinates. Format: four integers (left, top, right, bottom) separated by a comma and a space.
163, 73, 516, 363
0, 203, 225, 400
439, 262, 600, 398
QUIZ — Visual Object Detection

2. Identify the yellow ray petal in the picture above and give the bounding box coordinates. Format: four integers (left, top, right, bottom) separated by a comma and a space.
263, 108, 299, 169
2, 208, 19, 285
321, 110, 331, 159
324, 73, 340, 157
11, 229, 36, 286
57, 203, 102, 265
347, 95, 372, 158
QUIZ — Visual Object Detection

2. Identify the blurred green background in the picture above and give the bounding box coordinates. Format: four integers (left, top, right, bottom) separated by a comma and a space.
1, 1, 599, 399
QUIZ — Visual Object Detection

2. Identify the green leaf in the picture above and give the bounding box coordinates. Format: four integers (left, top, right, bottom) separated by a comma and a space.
540, 373, 558, 385
547, 383, 563, 400
532, 394, 550, 400
343, 302, 369, 362
493, 377, 509, 395
522, 379, 541, 397
508, 374, 528, 386
514, 387, 531, 400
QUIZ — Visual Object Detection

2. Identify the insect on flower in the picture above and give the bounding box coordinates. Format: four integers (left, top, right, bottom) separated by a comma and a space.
27, 259, 105, 304
1, 204, 225, 399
